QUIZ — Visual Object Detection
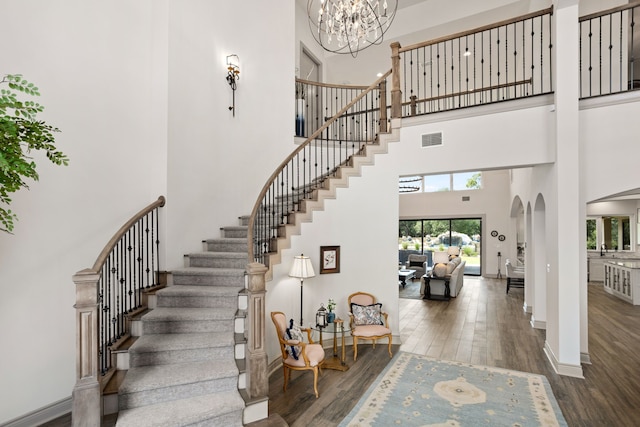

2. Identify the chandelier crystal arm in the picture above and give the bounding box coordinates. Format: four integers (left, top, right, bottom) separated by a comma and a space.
308, 0, 398, 58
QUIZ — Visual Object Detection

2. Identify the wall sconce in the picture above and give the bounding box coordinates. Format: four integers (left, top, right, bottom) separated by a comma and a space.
226, 54, 240, 116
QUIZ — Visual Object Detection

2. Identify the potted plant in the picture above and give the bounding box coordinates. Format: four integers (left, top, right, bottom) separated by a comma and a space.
327, 298, 336, 323
0, 74, 68, 233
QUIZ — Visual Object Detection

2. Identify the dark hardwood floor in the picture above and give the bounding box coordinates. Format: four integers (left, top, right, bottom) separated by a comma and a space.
268, 277, 640, 427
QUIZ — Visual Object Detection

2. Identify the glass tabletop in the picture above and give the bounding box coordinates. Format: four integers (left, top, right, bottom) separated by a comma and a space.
311, 320, 351, 333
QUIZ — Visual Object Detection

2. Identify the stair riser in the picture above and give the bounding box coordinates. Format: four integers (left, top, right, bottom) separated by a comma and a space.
188, 256, 248, 269
206, 241, 247, 252
156, 295, 238, 309
129, 346, 234, 367
119, 376, 238, 410
189, 411, 243, 427
172, 274, 245, 287
220, 228, 248, 238
142, 319, 234, 334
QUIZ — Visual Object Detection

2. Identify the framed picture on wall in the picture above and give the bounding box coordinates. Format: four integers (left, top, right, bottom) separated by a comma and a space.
320, 246, 340, 274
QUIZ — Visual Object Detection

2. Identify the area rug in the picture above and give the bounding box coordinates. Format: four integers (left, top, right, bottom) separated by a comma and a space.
338, 352, 567, 426
399, 279, 423, 299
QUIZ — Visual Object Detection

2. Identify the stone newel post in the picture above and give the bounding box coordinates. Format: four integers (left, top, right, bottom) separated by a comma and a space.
71, 269, 101, 427
246, 262, 269, 398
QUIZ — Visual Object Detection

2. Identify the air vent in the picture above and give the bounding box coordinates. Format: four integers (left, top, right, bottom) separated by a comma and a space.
422, 132, 442, 147
462, 196, 470, 201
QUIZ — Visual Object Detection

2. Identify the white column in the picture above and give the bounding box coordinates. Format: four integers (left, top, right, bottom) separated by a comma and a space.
545, 0, 584, 378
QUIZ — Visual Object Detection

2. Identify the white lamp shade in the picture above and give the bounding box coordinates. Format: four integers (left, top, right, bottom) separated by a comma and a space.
289, 255, 315, 279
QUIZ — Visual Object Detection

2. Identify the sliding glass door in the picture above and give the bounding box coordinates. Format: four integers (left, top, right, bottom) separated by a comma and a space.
398, 218, 481, 275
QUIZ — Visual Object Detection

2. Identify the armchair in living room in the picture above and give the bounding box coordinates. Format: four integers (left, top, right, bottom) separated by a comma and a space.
406, 253, 428, 278
505, 259, 525, 294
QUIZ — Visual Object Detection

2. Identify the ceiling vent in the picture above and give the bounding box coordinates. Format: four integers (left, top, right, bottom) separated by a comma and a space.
421, 132, 442, 147
462, 196, 470, 201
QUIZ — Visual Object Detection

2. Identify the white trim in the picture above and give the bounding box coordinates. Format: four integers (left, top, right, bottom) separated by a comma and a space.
2, 397, 71, 427
544, 341, 584, 379
530, 317, 546, 329
523, 302, 532, 314
580, 352, 592, 365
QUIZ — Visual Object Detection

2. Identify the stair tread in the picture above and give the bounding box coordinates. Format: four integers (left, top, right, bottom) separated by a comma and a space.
142, 307, 236, 321
130, 332, 234, 352
120, 358, 238, 393
172, 267, 245, 276
158, 285, 243, 297
116, 390, 244, 427
204, 237, 246, 242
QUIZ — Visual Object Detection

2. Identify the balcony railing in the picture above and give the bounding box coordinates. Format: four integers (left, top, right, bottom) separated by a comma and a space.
250, 73, 390, 265
579, 1, 640, 99
390, 7, 554, 117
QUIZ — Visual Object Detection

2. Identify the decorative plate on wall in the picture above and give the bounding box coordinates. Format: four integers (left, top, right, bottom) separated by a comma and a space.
498, 234, 506, 241
491, 230, 498, 237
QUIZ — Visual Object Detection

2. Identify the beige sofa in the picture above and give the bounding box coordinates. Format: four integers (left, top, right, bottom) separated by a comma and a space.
420, 255, 466, 299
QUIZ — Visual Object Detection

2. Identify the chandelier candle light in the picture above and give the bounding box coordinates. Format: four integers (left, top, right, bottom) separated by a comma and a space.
308, 0, 398, 57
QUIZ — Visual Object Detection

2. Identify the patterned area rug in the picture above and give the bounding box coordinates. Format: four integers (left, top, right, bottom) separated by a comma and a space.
399, 279, 422, 299
339, 352, 567, 426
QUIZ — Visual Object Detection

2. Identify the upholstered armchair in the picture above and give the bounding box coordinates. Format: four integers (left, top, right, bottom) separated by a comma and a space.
505, 259, 525, 293
270, 311, 325, 398
406, 253, 428, 278
347, 292, 393, 361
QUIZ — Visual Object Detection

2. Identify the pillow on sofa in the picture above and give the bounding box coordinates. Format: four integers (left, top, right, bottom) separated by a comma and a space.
450, 256, 461, 266
351, 303, 383, 325
446, 261, 457, 275
432, 262, 448, 278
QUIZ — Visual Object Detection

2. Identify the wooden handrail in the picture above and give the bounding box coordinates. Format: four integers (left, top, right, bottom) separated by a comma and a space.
248, 70, 391, 262
295, 78, 370, 91
398, 6, 554, 53
90, 195, 166, 271
580, 0, 640, 22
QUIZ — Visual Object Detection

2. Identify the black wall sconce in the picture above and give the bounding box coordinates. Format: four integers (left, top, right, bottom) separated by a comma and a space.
226, 54, 240, 116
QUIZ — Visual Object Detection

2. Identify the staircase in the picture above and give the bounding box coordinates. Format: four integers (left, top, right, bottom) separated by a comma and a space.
114, 219, 253, 426
259, 121, 400, 277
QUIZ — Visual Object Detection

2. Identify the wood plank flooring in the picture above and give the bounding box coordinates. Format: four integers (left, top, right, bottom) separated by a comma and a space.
268, 277, 640, 427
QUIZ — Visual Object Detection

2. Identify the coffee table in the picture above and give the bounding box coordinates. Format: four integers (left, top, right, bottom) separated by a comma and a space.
398, 269, 416, 288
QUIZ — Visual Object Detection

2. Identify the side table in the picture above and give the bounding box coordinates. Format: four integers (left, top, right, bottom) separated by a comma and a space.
423, 274, 451, 301
313, 318, 350, 371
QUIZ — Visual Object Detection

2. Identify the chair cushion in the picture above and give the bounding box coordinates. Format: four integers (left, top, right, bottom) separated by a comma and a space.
351, 303, 383, 325
284, 343, 325, 367
285, 319, 304, 360
353, 324, 391, 337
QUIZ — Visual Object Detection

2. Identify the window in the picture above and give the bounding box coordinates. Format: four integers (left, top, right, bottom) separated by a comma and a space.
586, 216, 631, 251
399, 172, 482, 193
586, 219, 597, 250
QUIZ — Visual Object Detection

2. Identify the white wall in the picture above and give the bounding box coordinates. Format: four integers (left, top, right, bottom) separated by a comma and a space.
0, 0, 294, 423
0, 1, 168, 422
164, 1, 295, 268
265, 152, 399, 361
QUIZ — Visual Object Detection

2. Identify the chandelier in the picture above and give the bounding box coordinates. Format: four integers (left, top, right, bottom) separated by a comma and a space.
308, 0, 398, 57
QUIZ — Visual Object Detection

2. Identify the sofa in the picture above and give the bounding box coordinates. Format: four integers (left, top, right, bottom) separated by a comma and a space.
420, 254, 466, 299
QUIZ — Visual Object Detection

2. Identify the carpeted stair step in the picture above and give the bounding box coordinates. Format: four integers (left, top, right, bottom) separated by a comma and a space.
128, 332, 234, 367
172, 267, 245, 287
187, 251, 248, 269
118, 358, 239, 410
220, 226, 248, 238
205, 237, 247, 253
156, 285, 242, 308
116, 390, 244, 427
140, 307, 235, 334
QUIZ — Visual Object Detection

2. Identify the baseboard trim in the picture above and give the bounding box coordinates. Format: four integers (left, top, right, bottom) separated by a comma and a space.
543, 341, 584, 379
530, 317, 546, 329
1, 396, 71, 427
580, 352, 592, 365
